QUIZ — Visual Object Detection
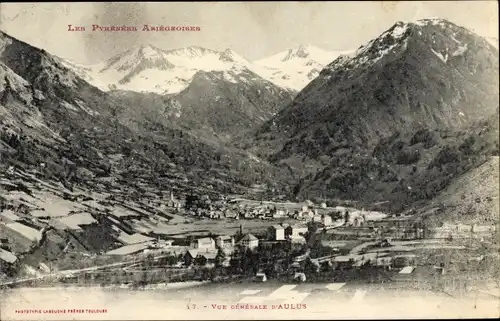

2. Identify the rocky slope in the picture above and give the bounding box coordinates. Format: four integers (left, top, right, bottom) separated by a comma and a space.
109, 66, 294, 139
0, 30, 289, 198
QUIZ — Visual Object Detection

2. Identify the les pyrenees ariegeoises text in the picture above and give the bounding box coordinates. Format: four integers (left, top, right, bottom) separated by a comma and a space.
68, 25, 201, 32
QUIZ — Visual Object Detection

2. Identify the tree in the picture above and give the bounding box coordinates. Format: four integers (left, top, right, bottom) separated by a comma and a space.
304, 258, 319, 277
194, 255, 207, 266
344, 211, 350, 225
215, 248, 226, 268
240, 248, 258, 275
144, 253, 155, 268
184, 253, 193, 267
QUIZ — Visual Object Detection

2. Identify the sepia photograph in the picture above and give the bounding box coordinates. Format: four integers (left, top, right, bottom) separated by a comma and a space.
0, 1, 498, 320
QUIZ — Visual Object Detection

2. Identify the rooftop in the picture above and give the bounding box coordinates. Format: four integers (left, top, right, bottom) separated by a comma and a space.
399, 266, 416, 274
194, 237, 214, 245
240, 234, 258, 241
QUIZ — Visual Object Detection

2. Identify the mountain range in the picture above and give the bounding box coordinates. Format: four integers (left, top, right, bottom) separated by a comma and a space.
1, 17, 498, 218
58, 44, 351, 94
56, 44, 350, 138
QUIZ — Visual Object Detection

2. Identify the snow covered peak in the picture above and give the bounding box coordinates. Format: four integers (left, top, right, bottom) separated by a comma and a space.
414, 18, 454, 27
219, 48, 248, 64
322, 18, 496, 76
257, 45, 336, 67
250, 45, 354, 91
282, 45, 313, 61
62, 44, 256, 94
100, 44, 174, 73
165, 46, 219, 59
137, 44, 164, 58
324, 22, 411, 72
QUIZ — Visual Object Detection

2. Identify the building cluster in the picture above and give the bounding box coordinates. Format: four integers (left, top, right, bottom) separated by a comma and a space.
268, 223, 308, 243
181, 223, 312, 269
173, 193, 340, 227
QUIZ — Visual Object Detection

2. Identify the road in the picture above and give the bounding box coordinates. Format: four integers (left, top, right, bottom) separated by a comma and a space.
0, 253, 173, 286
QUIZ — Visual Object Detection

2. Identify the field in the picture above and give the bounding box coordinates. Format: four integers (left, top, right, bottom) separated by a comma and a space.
151, 217, 299, 238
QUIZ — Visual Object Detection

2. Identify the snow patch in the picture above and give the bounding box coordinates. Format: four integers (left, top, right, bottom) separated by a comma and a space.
452, 44, 468, 57
223, 71, 238, 83
392, 24, 408, 38
430, 49, 448, 63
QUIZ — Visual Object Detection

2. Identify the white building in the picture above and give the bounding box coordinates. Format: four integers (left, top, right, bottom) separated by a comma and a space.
190, 237, 215, 250
322, 215, 333, 226
269, 225, 285, 241
312, 215, 322, 223
238, 234, 259, 250
215, 235, 234, 248
287, 224, 308, 237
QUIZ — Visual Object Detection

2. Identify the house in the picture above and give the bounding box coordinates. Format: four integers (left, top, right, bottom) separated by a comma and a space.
238, 234, 259, 250
152, 238, 174, 248
352, 215, 366, 227
195, 251, 218, 267
224, 210, 237, 219
322, 215, 333, 226
269, 225, 285, 241
289, 235, 306, 244
184, 249, 199, 266
302, 209, 315, 218
376, 256, 393, 269
393, 266, 416, 281
286, 224, 308, 237
216, 235, 234, 248
190, 237, 215, 250
254, 272, 267, 282
210, 210, 223, 219
312, 215, 322, 223
184, 248, 219, 267
305, 200, 315, 207
243, 212, 254, 219
273, 208, 287, 218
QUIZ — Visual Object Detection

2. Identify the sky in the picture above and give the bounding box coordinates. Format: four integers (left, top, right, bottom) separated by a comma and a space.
0, 1, 498, 64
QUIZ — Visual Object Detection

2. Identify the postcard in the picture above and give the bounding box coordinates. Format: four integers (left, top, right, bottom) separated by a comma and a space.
0, 1, 498, 320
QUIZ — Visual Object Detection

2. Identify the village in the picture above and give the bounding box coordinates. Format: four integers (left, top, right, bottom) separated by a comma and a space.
0, 166, 498, 290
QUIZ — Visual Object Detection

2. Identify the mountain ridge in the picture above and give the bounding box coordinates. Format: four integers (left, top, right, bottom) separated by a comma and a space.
248, 18, 499, 211
57, 43, 351, 93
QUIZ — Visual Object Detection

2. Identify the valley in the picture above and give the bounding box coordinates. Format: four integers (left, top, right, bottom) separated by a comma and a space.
0, 15, 498, 308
